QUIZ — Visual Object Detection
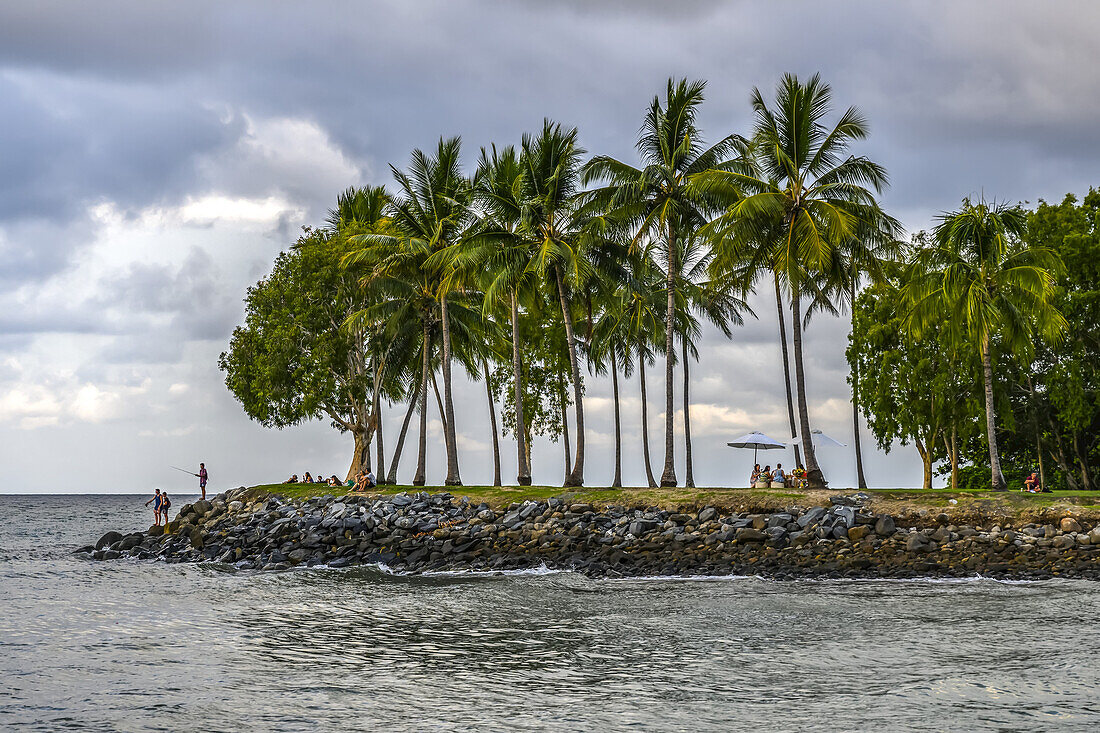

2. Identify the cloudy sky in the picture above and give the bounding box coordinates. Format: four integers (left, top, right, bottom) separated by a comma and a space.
2, 1, 1097, 494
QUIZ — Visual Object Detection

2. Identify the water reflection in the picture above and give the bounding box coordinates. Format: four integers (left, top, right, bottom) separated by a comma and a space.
1, 496, 1099, 731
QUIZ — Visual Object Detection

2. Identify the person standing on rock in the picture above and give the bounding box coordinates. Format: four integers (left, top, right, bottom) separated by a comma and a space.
198, 463, 208, 500
145, 489, 163, 526
160, 492, 172, 525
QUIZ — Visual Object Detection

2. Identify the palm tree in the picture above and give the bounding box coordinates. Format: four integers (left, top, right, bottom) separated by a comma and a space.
903, 197, 1066, 490
469, 144, 535, 485
698, 72, 895, 489
583, 78, 745, 487
347, 138, 475, 486
595, 247, 665, 487
520, 120, 590, 487
667, 232, 750, 487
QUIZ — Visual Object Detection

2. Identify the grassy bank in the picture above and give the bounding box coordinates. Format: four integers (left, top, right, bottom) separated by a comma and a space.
246, 483, 1100, 522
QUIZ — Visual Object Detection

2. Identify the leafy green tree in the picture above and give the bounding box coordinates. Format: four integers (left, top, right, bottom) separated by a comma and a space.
1000, 189, 1100, 489
700, 72, 896, 489
848, 276, 978, 487
584, 78, 744, 487
219, 228, 382, 479
903, 197, 1067, 490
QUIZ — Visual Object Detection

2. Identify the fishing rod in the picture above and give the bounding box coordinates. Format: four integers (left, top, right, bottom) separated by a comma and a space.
169, 465, 199, 477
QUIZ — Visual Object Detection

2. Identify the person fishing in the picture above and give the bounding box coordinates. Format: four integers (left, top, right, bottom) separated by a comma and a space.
170, 463, 208, 498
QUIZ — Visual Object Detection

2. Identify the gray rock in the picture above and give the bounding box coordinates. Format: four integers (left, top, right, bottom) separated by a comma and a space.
628, 520, 659, 536
288, 548, 308, 562
698, 507, 718, 523
736, 528, 767, 542
907, 533, 930, 552
96, 531, 123, 550
767, 513, 793, 528
874, 515, 896, 536
119, 535, 142, 551
797, 507, 827, 528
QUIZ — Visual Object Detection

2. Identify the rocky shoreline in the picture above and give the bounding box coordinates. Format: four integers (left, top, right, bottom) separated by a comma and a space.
79, 488, 1100, 580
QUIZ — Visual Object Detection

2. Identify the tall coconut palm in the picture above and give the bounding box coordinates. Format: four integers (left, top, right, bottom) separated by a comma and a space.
667, 232, 750, 487
583, 78, 746, 487
698, 72, 895, 489
348, 138, 475, 486
595, 247, 665, 487
903, 197, 1066, 491
520, 120, 590, 487
468, 144, 535, 485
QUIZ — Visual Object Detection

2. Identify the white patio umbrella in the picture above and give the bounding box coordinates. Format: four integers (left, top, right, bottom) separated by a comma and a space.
790, 429, 848, 448
727, 432, 787, 463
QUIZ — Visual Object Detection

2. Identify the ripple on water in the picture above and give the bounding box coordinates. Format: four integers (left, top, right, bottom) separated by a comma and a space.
2, 495, 1100, 731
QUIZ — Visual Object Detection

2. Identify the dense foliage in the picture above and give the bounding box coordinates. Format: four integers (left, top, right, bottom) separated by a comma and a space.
220, 72, 1085, 491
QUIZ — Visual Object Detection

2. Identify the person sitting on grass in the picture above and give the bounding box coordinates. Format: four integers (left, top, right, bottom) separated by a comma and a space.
791, 466, 807, 488
327, 475, 341, 486
303, 472, 314, 484
283, 474, 299, 484
1023, 472, 1040, 493
770, 463, 787, 488
750, 464, 762, 485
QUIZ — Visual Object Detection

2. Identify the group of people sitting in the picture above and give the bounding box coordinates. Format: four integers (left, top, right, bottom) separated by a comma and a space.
349, 469, 377, 492
750, 463, 807, 489
280, 469, 377, 492
282, 472, 343, 486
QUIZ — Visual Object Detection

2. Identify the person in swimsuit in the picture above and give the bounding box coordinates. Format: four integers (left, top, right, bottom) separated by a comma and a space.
145, 489, 163, 525
198, 463, 208, 500
160, 492, 172, 524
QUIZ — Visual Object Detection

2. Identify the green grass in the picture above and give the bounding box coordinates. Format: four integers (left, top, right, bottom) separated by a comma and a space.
239, 482, 1100, 516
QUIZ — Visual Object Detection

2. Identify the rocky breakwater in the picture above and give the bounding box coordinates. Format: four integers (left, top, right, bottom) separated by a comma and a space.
79, 489, 1100, 579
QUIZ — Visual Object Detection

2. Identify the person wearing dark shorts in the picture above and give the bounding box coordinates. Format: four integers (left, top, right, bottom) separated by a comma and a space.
145, 489, 163, 525
198, 463, 208, 500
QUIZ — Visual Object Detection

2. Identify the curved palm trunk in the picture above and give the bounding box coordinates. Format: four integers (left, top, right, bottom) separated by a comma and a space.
774, 273, 803, 468
559, 370, 572, 477
660, 233, 677, 487
413, 320, 431, 487
554, 267, 584, 487
387, 383, 419, 484
439, 294, 462, 486
639, 349, 657, 488
483, 360, 502, 487
374, 390, 386, 485
511, 291, 531, 485
852, 383, 868, 490
611, 355, 623, 488
850, 283, 867, 489
981, 334, 1007, 491
682, 338, 695, 488
790, 283, 825, 488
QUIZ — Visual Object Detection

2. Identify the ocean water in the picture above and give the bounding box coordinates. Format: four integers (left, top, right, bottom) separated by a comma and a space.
1, 495, 1099, 732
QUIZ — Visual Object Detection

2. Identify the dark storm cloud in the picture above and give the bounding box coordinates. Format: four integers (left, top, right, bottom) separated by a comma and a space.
2, 0, 1099, 491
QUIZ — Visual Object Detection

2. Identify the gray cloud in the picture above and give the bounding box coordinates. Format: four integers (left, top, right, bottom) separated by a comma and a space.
0, 0, 1096, 491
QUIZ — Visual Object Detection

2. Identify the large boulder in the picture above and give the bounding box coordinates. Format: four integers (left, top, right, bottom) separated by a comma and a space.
735, 528, 767, 543
96, 531, 123, 550
188, 527, 204, 549
847, 525, 872, 541
119, 535, 143, 551
874, 515, 896, 536
1060, 517, 1082, 533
